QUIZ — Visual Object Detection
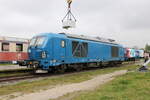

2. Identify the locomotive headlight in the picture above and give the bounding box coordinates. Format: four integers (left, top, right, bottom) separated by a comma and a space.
41, 51, 47, 58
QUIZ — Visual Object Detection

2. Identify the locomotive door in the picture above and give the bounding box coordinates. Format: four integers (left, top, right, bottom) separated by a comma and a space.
53, 39, 66, 62
60, 40, 66, 61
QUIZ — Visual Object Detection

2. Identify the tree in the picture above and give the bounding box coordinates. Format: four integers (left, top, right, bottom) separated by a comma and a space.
145, 44, 150, 52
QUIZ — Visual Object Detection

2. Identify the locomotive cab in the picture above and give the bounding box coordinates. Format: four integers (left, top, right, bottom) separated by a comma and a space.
28, 36, 50, 71
27, 33, 67, 72
29, 36, 47, 60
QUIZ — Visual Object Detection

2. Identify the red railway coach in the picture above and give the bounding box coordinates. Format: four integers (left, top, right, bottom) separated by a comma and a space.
0, 36, 29, 63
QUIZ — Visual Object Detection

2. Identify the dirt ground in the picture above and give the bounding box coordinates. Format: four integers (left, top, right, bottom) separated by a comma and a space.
9, 70, 127, 100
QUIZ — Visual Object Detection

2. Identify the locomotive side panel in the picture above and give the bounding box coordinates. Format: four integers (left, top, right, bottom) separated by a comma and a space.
65, 39, 123, 64
52, 38, 67, 64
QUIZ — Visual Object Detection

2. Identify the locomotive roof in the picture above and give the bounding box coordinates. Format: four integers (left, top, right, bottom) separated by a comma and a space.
60, 33, 118, 45
36, 33, 121, 46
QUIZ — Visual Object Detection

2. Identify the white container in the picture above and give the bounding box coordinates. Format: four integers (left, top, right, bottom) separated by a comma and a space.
62, 20, 76, 29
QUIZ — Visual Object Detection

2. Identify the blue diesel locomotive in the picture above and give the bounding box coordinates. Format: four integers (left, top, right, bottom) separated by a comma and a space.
27, 33, 125, 72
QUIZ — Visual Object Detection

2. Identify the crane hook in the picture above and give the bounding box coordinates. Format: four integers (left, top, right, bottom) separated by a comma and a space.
67, 0, 72, 8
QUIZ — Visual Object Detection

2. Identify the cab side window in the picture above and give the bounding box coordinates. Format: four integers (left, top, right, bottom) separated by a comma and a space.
61, 40, 65, 48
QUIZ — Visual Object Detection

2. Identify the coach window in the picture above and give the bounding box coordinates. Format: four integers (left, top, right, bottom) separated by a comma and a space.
16, 44, 23, 52
61, 40, 65, 48
2, 43, 9, 51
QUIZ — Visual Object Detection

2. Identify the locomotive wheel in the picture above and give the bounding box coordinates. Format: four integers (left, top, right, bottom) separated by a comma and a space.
75, 65, 83, 72
109, 62, 115, 67
55, 65, 66, 74
76, 67, 82, 72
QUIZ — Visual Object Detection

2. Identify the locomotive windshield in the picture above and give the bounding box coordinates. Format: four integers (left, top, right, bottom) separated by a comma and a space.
30, 37, 46, 46
30, 38, 36, 46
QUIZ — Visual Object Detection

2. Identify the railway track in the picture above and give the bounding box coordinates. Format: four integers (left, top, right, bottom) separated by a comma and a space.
0, 61, 142, 83
0, 74, 50, 83
0, 68, 33, 74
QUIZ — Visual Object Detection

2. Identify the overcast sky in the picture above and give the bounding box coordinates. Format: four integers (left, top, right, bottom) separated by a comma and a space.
0, 0, 150, 48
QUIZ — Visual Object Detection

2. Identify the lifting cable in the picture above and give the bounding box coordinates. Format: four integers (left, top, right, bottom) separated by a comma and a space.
62, 0, 76, 29
62, 0, 76, 22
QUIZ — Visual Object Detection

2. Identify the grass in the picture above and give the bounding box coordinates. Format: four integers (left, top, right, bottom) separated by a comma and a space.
0, 64, 139, 96
55, 71, 150, 100
0, 68, 33, 77
0, 73, 30, 78
0, 63, 14, 66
